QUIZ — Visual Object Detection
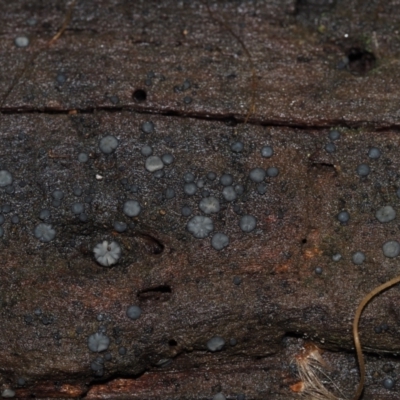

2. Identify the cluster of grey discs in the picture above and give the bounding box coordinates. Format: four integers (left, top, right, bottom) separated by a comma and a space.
86, 305, 142, 377
87, 127, 278, 261
183, 142, 277, 251
315, 130, 400, 275
0, 176, 92, 241
0, 122, 280, 266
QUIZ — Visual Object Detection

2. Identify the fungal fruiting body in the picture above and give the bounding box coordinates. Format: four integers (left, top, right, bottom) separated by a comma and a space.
211, 232, 229, 250
199, 197, 220, 214
126, 305, 142, 320
123, 200, 141, 217
207, 336, 225, 352
187, 215, 214, 238
93, 240, 121, 266
87, 332, 110, 352
0, 170, 12, 187
99, 135, 119, 154
34, 223, 56, 242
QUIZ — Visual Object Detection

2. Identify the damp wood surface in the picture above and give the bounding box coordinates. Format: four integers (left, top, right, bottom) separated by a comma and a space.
1, 1, 400, 399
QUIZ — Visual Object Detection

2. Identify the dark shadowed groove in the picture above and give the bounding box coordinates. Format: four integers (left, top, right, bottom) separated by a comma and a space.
1, 105, 398, 131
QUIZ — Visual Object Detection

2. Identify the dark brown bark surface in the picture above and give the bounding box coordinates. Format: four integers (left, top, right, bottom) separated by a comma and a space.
1, 1, 400, 399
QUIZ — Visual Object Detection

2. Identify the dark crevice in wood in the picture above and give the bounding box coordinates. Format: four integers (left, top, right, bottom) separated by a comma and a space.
138, 285, 172, 302
1, 106, 397, 131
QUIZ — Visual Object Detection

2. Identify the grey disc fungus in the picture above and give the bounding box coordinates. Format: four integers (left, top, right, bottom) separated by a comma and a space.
233, 276, 242, 285
261, 145, 273, 158
5, 185, 15, 194
93, 240, 121, 266
213, 393, 226, 400
145, 156, 164, 172
34, 223, 56, 242
123, 200, 141, 217
99, 135, 119, 154
220, 173, 233, 186
56, 73, 67, 85
15, 36, 29, 48
222, 186, 237, 202
231, 141, 244, 152
183, 172, 195, 183
211, 233, 229, 250
337, 211, 350, 223
368, 147, 381, 159
162, 154, 174, 165
207, 336, 225, 352
239, 215, 257, 233
141, 121, 154, 134
376, 206, 396, 223
332, 253, 342, 261
181, 205, 192, 217
257, 183, 267, 195
267, 167, 279, 177
0, 170, 13, 187
235, 184, 245, 195
382, 240, 400, 258
126, 305, 142, 320
352, 251, 366, 265
73, 187, 83, 196
207, 172, 217, 181
88, 332, 110, 352
328, 130, 340, 141
153, 170, 164, 178
71, 203, 84, 215
197, 179, 205, 188
165, 188, 176, 199
140, 145, 153, 157
113, 221, 127, 232
77, 152, 89, 163
187, 215, 214, 238
52, 189, 64, 200
184, 183, 197, 196
249, 168, 266, 183
39, 209, 50, 220
199, 197, 220, 214
90, 360, 104, 371
80, 213, 88, 222
1, 388, 16, 398
17, 378, 26, 386
383, 378, 395, 390
325, 143, 336, 153
357, 163, 370, 177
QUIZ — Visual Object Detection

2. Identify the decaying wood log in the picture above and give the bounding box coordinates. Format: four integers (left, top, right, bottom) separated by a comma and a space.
1, 1, 400, 399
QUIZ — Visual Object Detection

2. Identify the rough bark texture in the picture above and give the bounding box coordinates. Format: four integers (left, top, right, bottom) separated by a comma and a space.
1, 1, 400, 399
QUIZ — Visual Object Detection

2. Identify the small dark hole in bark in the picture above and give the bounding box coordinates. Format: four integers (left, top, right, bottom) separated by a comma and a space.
347, 47, 376, 75
168, 339, 178, 346
224, 116, 238, 127
133, 89, 147, 102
